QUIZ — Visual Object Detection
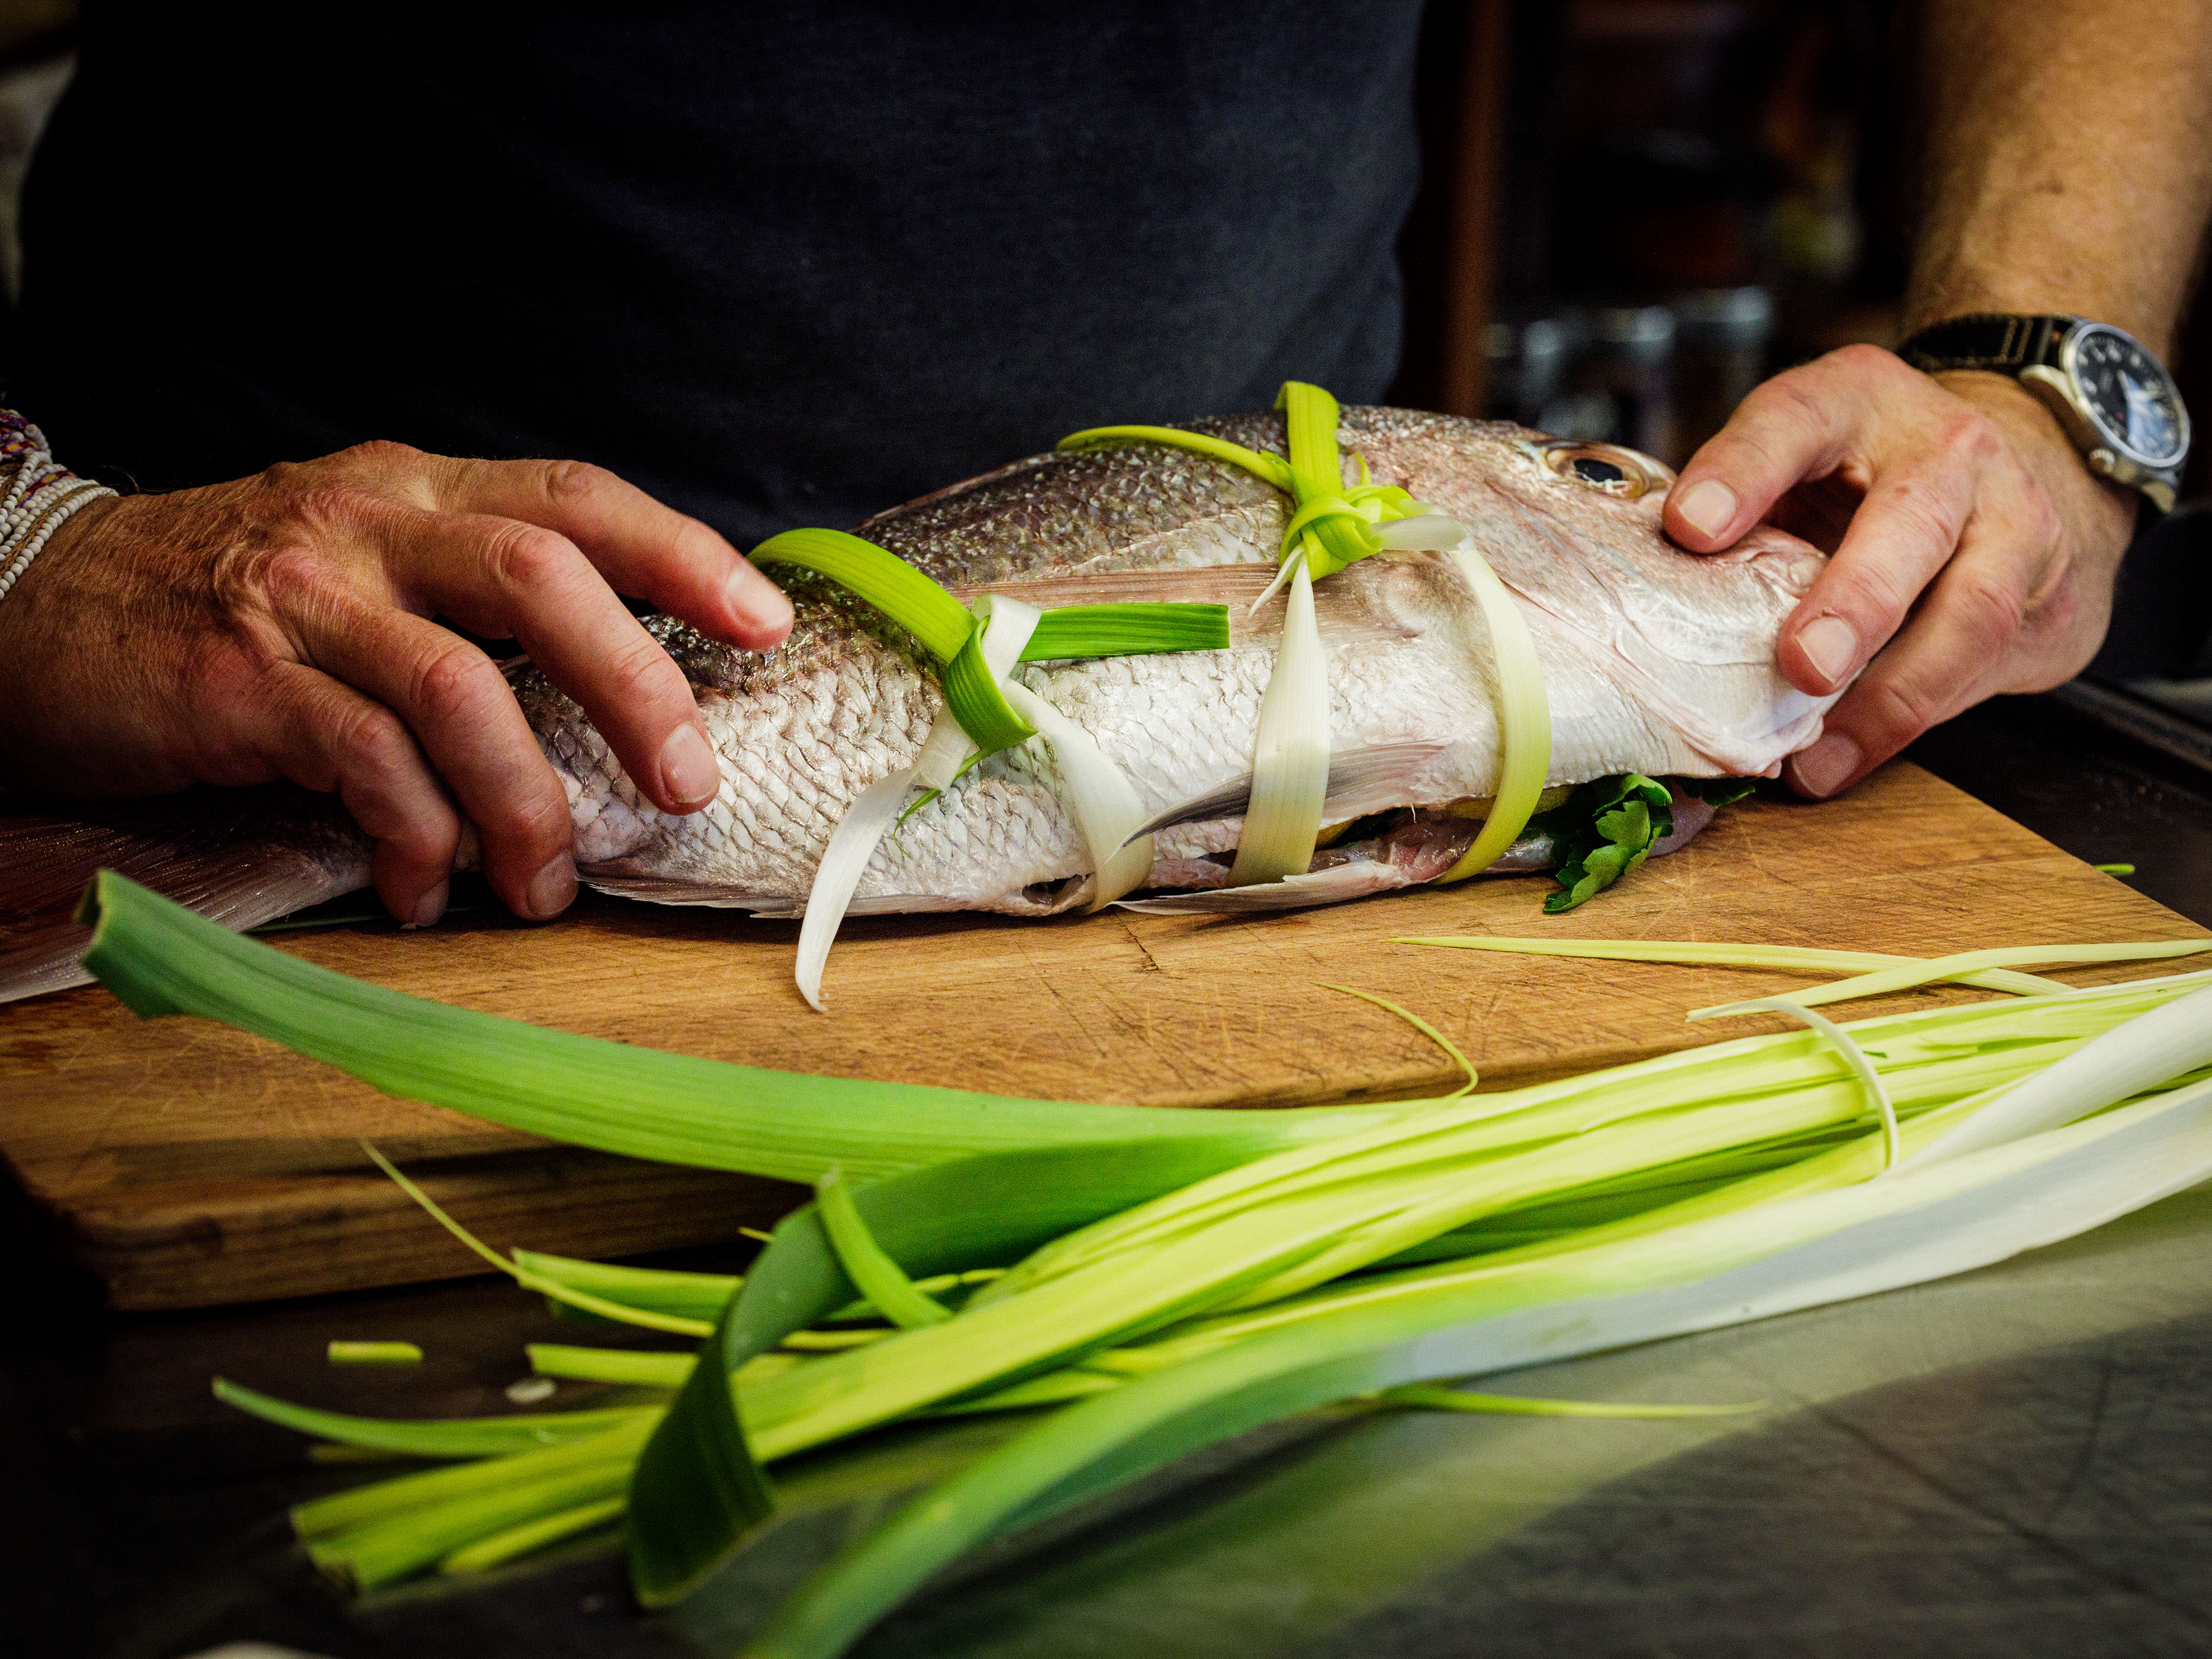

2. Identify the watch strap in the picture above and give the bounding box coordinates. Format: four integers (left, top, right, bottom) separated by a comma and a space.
1897, 313, 2080, 374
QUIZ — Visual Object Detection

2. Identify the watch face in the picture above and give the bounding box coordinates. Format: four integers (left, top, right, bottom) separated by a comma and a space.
2067, 323, 2190, 466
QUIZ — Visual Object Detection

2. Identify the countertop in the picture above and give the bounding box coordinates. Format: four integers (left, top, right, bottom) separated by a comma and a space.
7, 684, 2211, 1659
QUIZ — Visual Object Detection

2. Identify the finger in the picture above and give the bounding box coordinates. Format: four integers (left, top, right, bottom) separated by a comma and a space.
244, 660, 463, 925
1772, 457, 1981, 698
1664, 347, 1891, 552
1784, 528, 2040, 798
432, 456, 793, 648
384, 509, 723, 815
292, 600, 578, 921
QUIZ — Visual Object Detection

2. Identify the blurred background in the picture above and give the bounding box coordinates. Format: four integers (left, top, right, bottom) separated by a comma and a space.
0, 0, 1937, 477
1392, 0, 1909, 475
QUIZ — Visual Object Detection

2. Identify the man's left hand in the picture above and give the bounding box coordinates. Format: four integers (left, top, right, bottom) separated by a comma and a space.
1661, 342, 2139, 797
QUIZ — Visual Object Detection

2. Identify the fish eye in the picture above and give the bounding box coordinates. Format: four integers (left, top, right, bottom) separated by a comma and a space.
1535, 441, 1671, 499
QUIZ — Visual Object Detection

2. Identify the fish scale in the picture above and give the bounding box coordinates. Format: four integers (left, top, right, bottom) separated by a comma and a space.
529, 408, 1839, 918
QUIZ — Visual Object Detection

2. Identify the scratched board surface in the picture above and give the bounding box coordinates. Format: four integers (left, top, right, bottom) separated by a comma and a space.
0, 762, 2201, 1309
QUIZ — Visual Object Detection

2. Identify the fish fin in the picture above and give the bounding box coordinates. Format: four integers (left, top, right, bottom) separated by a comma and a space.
1123, 741, 1448, 845
1117, 863, 1420, 915
0, 786, 372, 1005
578, 873, 792, 911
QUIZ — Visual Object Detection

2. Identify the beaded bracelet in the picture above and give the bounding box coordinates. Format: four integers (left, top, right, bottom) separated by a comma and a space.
0, 410, 118, 604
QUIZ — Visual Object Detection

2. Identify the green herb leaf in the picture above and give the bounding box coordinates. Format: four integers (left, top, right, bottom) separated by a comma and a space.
1673, 776, 1758, 807
1536, 774, 1675, 914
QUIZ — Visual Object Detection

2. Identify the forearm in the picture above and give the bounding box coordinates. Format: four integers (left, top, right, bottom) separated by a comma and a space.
1907, 0, 2212, 350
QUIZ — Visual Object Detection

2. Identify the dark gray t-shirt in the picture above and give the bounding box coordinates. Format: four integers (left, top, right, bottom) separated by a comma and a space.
18, 2, 1423, 546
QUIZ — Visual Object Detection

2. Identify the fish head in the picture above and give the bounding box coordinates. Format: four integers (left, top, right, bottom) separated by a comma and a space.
1339, 409, 1839, 773
1344, 409, 1829, 653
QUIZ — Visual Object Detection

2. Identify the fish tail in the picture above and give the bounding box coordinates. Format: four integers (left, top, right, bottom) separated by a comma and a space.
0, 786, 371, 1004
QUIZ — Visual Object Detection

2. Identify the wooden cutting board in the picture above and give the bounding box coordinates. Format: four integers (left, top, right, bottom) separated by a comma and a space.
1, 761, 2202, 1310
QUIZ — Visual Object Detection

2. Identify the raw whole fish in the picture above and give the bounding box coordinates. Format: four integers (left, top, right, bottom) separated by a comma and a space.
0, 408, 1837, 1003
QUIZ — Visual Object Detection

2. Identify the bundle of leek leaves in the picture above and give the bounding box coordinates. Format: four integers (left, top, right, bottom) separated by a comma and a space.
75, 386, 2212, 1654
80, 875, 2212, 1659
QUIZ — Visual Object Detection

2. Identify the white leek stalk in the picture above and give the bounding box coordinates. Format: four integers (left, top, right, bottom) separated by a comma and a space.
1905, 979, 2212, 1168
1227, 561, 1330, 887
1706, 995, 1901, 1170
795, 597, 1043, 1011
1439, 539, 1551, 882
1001, 682, 1154, 908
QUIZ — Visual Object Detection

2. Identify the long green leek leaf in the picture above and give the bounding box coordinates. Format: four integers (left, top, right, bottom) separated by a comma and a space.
1373, 1384, 1762, 1419
1686, 939, 2212, 1017
627, 1138, 1263, 1606
814, 1169, 950, 1328
442, 1494, 626, 1575
215, 1379, 651, 1460
1393, 936, 2072, 997
512, 1250, 741, 1325
76, 873, 1407, 1183
740, 1078, 2212, 1658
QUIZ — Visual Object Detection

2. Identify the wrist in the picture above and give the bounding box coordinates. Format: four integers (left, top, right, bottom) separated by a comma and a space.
1932, 369, 2139, 556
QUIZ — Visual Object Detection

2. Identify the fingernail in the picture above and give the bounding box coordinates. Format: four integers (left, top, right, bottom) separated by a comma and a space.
527, 852, 577, 920
405, 880, 449, 930
1797, 614, 1859, 687
1675, 478, 1738, 542
659, 722, 721, 809
732, 566, 794, 630
1791, 733, 1862, 798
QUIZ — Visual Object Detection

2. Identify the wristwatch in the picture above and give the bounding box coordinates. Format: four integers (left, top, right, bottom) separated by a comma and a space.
1897, 314, 2191, 511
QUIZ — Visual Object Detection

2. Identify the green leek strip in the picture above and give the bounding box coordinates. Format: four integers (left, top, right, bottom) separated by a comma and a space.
512, 1250, 741, 1325
1432, 542, 1551, 882
936, 595, 1041, 755
215, 1378, 652, 1460
315, 1456, 638, 1591
360, 1141, 715, 1338
441, 1494, 626, 1575
1275, 382, 1377, 579
737, 1080, 2212, 1659
76, 874, 1407, 1184
1055, 424, 1296, 493
1712, 997, 1902, 1171
1314, 982, 1477, 1099
750, 527, 1229, 766
1392, 936, 2072, 997
1022, 603, 1230, 660
814, 1170, 951, 1328
749, 528, 974, 661
527, 1344, 696, 1388
1372, 1384, 1762, 1419
1685, 939, 2212, 1018
293, 1414, 656, 1543
326, 1341, 422, 1366
1220, 385, 1367, 885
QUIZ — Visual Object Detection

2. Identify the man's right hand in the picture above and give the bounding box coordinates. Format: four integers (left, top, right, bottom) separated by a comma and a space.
0, 442, 794, 927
